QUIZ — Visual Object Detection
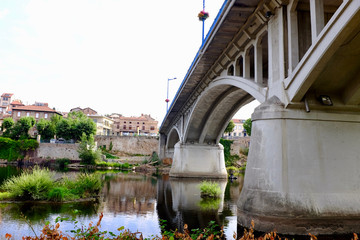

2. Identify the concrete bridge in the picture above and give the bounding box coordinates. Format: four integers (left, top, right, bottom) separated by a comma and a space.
159, 0, 360, 233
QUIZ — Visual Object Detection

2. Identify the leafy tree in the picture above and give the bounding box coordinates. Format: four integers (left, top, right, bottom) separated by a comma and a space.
243, 118, 252, 136
77, 133, 101, 165
36, 119, 56, 140
56, 112, 96, 142
224, 120, 235, 134
1, 117, 14, 137
10, 117, 36, 140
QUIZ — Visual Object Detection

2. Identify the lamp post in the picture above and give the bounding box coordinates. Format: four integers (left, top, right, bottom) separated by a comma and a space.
166, 77, 177, 112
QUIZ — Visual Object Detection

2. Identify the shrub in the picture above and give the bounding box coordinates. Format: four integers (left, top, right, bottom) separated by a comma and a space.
240, 147, 249, 156
48, 187, 69, 202
2, 166, 54, 200
199, 181, 221, 198
78, 133, 101, 165
56, 158, 70, 169
72, 173, 102, 198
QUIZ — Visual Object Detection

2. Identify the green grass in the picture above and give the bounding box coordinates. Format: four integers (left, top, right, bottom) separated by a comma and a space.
0, 167, 102, 202
96, 161, 132, 170
2, 166, 54, 200
199, 181, 221, 198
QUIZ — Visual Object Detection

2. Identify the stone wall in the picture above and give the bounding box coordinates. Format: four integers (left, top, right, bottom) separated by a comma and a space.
230, 137, 250, 156
95, 136, 159, 156
37, 143, 80, 160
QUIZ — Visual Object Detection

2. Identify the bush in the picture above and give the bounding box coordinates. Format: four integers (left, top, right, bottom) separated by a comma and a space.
2, 166, 54, 200
78, 133, 101, 165
48, 187, 69, 202
199, 181, 221, 198
68, 173, 102, 198
56, 158, 70, 169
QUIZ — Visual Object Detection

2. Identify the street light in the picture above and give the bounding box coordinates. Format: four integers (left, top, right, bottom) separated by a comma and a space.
166, 77, 177, 112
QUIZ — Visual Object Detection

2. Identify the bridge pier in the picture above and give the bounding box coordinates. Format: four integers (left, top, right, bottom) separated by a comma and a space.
238, 97, 360, 234
169, 142, 227, 178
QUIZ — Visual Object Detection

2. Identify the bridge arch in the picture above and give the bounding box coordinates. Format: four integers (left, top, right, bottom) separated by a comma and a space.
166, 126, 181, 150
183, 76, 267, 145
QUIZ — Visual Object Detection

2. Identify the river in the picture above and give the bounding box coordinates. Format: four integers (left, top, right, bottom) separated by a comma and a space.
0, 166, 243, 239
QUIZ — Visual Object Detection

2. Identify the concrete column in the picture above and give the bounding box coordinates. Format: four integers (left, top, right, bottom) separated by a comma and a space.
158, 133, 167, 160
238, 96, 360, 234
287, 0, 299, 73
244, 47, 252, 79
310, 0, 324, 44
170, 142, 227, 178
254, 38, 263, 84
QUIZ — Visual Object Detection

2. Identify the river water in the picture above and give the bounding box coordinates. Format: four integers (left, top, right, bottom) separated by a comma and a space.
0, 166, 243, 239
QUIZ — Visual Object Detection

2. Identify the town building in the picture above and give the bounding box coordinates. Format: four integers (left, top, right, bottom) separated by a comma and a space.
12, 103, 62, 122
111, 114, 158, 136
70, 107, 98, 116
88, 115, 114, 136
223, 118, 247, 139
0, 93, 14, 114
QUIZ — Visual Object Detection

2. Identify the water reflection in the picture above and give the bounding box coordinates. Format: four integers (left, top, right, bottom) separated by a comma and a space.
0, 167, 243, 239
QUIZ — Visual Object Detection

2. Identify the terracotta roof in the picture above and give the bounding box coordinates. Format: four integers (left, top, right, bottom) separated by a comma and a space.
1, 93, 13, 97
12, 105, 60, 113
232, 119, 245, 123
11, 100, 24, 106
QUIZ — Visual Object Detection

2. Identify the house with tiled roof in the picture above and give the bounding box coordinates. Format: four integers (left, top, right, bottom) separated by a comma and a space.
223, 118, 247, 139
0, 93, 14, 114
70, 107, 97, 116
111, 114, 158, 136
12, 104, 62, 122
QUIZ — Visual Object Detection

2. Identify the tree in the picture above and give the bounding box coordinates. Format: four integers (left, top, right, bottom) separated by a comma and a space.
224, 120, 235, 134
56, 112, 96, 142
243, 118, 252, 136
77, 133, 101, 165
10, 117, 36, 140
1, 117, 14, 137
36, 119, 56, 140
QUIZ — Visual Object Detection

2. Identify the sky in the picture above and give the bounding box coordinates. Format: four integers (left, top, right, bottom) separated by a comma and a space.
0, 0, 259, 123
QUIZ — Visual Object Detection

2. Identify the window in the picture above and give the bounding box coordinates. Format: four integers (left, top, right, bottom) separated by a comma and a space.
124, 121, 126, 123
150, 126, 155, 130
17, 112, 20, 117
129, 121, 132, 124
143, 122, 145, 124
137, 122, 139, 124
35, 113, 39, 118
45, 113, 48, 119
117, 124, 119, 129
129, 126, 132, 130
123, 125, 126, 129
26, 112, 30, 117
142, 126, 145, 130
233, 133, 236, 136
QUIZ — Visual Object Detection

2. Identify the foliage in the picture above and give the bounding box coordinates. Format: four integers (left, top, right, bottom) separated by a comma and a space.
149, 151, 160, 165
56, 111, 96, 142
56, 158, 70, 169
36, 118, 56, 140
219, 138, 239, 166
109, 141, 113, 151
103, 152, 118, 159
199, 181, 221, 198
0, 137, 37, 161
1, 117, 14, 137
243, 118, 252, 136
18, 139, 39, 151
3, 212, 337, 240
3, 116, 36, 140
224, 120, 235, 134
0, 166, 102, 202
78, 133, 101, 165
2, 166, 54, 200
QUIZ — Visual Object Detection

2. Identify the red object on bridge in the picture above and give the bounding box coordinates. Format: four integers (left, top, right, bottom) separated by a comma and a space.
165, 99, 170, 103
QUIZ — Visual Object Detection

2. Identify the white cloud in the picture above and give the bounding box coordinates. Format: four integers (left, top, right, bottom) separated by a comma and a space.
0, 8, 8, 19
